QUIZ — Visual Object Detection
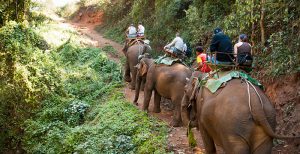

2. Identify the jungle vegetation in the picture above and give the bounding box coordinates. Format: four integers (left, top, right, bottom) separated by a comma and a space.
0, 1, 168, 153
0, 0, 299, 153
90, 0, 299, 77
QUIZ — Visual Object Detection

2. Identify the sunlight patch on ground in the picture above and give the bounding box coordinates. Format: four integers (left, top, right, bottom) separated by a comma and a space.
33, 0, 80, 7
52, 0, 79, 7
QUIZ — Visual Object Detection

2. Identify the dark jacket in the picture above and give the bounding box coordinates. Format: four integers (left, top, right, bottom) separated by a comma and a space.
210, 33, 233, 62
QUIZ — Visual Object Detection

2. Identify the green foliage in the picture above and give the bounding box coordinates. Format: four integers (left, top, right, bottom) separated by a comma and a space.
24, 98, 168, 154
0, 0, 31, 27
95, 0, 299, 77
188, 127, 197, 148
64, 100, 90, 126
102, 45, 118, 56
0, 21, 57, 151
6, 20, 168, 153
256, 31, 300, 77
95, 25, 125, 44
0, 15, 168, 153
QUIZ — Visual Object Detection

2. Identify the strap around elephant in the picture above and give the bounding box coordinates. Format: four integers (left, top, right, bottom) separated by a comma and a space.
128, 38, 144, 47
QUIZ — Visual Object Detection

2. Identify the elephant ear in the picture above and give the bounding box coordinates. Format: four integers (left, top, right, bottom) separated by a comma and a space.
140, 60, 148, 76
190, 77, 199, 101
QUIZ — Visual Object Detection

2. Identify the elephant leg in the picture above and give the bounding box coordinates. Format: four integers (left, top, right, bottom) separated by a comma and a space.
170, 97, 183, 127
199, 125, 216, 154
140, 78, 145, 91
133, 73, 142, 105
253, 137, 272, 154
143, 83, 154, 112
153, 90, 161, 113
129, 68, 137, 90
124, 59, 131, 82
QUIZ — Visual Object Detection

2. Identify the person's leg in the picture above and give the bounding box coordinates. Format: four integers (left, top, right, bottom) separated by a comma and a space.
216, 60, 233, 65
165, 47, 174, 56
207, 56, 216, 64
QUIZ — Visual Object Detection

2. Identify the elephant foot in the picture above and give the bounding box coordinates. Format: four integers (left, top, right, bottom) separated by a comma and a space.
170, 120, 182, 127
153, 107, 161, 113
143, 109, 149, 115
133, 101, 138, 106
124, 76, 131, 82
128, 84, 135, 90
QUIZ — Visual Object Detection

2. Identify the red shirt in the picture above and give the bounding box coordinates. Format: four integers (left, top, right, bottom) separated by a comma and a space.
196, 53, 211, 73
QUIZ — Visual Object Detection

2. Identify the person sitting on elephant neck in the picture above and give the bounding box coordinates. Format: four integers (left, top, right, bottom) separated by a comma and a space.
208, 27, 234, 65
195, 46, 211, 73
234, 34, 253, 67
163, 32, 185, 58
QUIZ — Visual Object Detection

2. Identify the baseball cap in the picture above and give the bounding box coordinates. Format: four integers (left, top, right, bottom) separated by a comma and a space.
213, 27, 222, 34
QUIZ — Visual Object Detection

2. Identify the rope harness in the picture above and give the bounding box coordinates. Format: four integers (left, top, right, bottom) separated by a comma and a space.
244, 78, 264, 114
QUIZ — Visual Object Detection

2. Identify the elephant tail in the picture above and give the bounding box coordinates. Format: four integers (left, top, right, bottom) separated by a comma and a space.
247, 81, 300, 140
255, 111, 300, 140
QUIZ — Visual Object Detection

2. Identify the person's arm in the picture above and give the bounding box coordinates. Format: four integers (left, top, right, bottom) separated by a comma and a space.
234, 43, 238, 57
165, 38, 177, 48
196, 56, 203, 69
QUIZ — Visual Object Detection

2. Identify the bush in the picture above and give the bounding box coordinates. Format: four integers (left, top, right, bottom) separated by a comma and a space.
20, 29, 168, 153
0, 21, 58, 151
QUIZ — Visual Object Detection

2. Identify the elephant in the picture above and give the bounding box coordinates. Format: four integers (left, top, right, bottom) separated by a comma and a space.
123, 41, 151, 90
134, 57, 192, 127
181, 71, 299, 154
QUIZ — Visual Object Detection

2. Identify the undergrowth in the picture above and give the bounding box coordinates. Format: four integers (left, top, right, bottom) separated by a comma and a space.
0, 16, 168, 153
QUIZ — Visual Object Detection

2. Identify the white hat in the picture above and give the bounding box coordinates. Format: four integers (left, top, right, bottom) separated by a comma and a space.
144, 40, 150, 45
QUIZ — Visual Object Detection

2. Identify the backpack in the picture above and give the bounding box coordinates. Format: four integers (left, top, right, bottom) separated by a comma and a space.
237, 53, 253, 66
183, 42, 192, 57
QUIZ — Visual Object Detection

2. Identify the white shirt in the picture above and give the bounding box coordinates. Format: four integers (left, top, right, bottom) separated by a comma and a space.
138, 25, 145, 34
128, 26, 137, 35
165, 36, 184, 51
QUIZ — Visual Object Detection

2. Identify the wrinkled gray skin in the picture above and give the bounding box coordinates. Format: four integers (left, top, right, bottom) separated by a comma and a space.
182, 71, 299, 154
134, 57, 192, 127
123, 43, 151, 90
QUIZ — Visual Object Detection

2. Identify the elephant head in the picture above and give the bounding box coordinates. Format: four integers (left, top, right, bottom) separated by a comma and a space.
181, 71, 204, 128
133, 55, 153, 104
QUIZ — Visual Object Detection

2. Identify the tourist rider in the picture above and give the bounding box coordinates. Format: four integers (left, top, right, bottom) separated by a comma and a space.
123, 23, 137, 52
195, 46, 211, 73
164, 32, 184, 57
126, 23, 137, 38
137, 22, 145, 38
209, 28, 234, 64
234, 34, 253, 66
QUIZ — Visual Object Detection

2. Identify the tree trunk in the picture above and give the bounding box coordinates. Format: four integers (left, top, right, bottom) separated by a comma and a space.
260, 0, 266, 48
251, 0, 256, 54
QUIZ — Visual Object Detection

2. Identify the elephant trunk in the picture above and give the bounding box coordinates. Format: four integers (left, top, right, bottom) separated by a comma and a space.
181, 93, 191, 127
133, 73, 142, 105
181, 93, 197, 128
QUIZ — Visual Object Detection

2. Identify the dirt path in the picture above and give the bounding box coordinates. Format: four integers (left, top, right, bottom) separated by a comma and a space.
69, 20, 298, 153
65, 15, 209, 154
49, 9, 299, 153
